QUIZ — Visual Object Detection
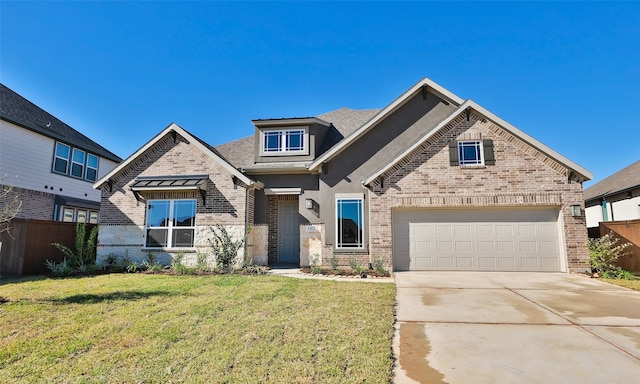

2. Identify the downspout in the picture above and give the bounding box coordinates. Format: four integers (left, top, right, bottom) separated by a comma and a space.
601, 198, 608, 222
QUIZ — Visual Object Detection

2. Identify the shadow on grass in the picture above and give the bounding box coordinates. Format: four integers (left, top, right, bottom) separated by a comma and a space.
0, 274, 49, 286
50, 290, 175, 304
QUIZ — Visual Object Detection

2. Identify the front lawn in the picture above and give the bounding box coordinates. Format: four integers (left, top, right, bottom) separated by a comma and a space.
0, 274, 396, 383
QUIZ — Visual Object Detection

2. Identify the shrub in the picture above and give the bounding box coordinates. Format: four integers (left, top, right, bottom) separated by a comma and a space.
52, 222, 98, 267
141, 252, 164, 272
372, 258, 388, 275
195, 252, 211, 273
45, 258, 73, 277
587, 232, 632, 277
208, 224, 249, 271
329, 254, 339, 270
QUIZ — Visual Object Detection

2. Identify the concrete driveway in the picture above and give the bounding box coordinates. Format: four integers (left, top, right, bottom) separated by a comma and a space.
393, 272, 640, 383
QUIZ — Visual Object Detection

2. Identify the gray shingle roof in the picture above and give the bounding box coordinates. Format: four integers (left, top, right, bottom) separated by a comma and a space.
214, 108, 380, 169
0, 83, 122, 162
584, 160, 640, 202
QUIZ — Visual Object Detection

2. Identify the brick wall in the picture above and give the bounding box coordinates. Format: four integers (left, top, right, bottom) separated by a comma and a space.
0, 185, 55, 220
97, 132, 249, 261
369, 112, 589, 272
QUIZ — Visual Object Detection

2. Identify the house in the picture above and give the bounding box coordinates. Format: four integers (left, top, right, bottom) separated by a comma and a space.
0, 83, 122, 223
94, 78, 592, 272
584, 160, 640, 233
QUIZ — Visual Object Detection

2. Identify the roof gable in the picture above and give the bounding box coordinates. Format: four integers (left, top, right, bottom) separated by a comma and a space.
0, 83, 121, 163
363, 100, 593, 185
308, 77, 464, 172
94, 123, 258, 189
584, 160, 640, 201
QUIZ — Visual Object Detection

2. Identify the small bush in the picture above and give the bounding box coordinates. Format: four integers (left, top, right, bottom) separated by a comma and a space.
52, 222, 98, 267
142, 252, 164, 272
372, 258, 388, 275
208, 224, 249, 271
45, 258, 73, 277
195, 252, 211, 273
587, 232, 632, 278
329, 254, 339, 270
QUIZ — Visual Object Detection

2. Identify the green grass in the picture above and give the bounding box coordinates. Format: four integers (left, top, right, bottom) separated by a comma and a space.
602, 277, 640, 291
0, 274, 396, 383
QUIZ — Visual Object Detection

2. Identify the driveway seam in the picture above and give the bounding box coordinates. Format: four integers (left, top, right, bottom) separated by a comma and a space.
507, 288, 640, 362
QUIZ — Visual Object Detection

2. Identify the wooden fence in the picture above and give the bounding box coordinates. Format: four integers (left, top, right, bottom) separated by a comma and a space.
599, 219, 640, 273
0, 219, 95, 276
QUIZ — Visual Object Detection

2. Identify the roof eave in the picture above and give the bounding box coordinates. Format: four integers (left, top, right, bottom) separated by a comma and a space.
252, 117, 331, 128
362, 100, 593, 185
94, 123, 258, 190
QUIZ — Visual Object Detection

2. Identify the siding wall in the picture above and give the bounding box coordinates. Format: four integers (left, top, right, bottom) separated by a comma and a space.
0, 120, 119, 207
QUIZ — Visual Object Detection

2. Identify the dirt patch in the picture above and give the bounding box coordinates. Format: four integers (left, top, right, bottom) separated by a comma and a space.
399, 322, 446, 384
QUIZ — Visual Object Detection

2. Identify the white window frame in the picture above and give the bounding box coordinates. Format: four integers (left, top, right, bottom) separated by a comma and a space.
70, 148, 86, 178
52, 141, 101, 182
458, 140, 484, 166
85, 154, 99, 181
144, 199, 196, 249
335, 193, 365, 249
59, 206, 99, 223
261, 127, 309, 156
53, 142, 71, 174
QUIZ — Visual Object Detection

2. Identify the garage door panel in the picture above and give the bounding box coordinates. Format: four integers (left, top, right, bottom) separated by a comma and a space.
393, 208, 562, 272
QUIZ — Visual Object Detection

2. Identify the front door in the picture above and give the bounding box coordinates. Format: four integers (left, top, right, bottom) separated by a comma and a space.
278, 200, 300, 264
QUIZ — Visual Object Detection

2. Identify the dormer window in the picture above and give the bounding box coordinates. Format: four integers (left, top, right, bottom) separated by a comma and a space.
261, 128, 308, 156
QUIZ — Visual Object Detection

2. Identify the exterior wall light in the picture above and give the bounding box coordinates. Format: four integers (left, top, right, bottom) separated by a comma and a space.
305, 198, 314, 209
570, 205, 581, 217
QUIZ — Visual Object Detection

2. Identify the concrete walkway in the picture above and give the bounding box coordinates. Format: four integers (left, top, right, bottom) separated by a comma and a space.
394, 272, 640, 383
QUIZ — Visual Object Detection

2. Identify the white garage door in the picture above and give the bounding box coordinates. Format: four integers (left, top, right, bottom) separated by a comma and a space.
393, 208, 563, 272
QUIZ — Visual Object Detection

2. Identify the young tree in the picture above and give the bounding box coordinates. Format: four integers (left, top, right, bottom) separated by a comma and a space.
0, 180, 22, 235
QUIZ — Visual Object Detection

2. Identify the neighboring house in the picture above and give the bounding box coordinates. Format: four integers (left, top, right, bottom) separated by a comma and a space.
0, 84, 122, 223
584, 160, 640, 231
94, 78, 592, 272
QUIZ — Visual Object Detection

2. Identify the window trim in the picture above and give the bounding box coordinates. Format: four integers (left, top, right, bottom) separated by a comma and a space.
85, 154, 99, 182
335, 193, 365, 250
70, 148, 86, 178
53, 142, 71, 175
52, 141, 101, 182
260, 127, 309, 156
58, 206, 99, 223
144, 199, 197, 249
458, 140, 484, 166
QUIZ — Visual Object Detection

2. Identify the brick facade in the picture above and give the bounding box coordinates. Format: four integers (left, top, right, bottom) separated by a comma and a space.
368, 112, 589, 271
0, 185, 55, 220
97, 132, 250, 264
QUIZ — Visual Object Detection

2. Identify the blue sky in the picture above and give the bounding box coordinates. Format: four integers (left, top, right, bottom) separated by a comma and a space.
1, 1, 638, 187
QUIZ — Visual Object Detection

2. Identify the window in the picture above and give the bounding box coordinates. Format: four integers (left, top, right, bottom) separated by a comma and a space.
59, 206, 99, 223
53, 142, 70, 174
458, 141, 483, 165
145, 199, 196, 248
262, 128, 307, 155
52, 141, 101, 181
336, 195, 364, 248
86, 154, 99, 181
71, 148, 86, 178
449, 139, 495, 166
